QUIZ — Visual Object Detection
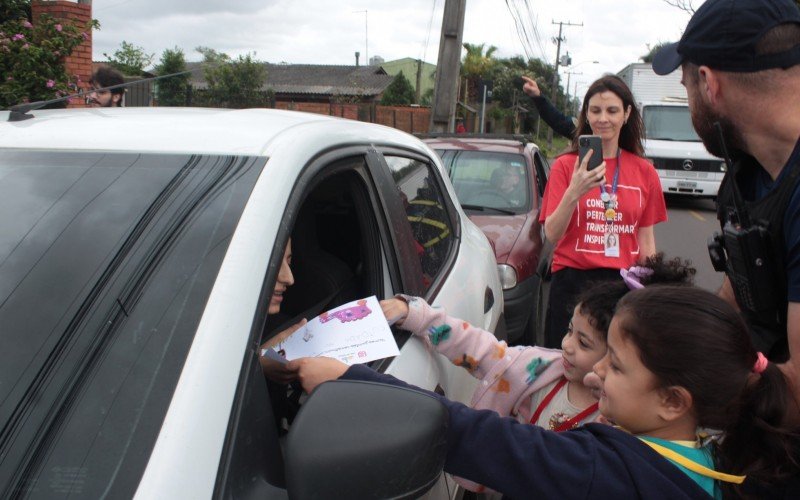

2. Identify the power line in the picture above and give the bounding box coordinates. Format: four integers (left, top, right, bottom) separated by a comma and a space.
504, 0, 536, 61
522, 0, 548, 61
504, 0, 548, 63
420, 0, 439, 63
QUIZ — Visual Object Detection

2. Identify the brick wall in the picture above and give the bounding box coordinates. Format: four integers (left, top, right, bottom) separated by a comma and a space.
375, 106, 431, 135
32, 0, 92, 108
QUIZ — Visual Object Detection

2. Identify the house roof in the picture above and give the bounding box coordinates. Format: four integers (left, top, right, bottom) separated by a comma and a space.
185, 62, 394, 97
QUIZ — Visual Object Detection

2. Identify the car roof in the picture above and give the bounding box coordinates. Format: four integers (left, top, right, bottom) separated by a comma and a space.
0, 107, 430, 157
420, 135, 532, 155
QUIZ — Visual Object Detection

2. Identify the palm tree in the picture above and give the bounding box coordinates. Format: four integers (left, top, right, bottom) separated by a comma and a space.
461, 43, 498, 104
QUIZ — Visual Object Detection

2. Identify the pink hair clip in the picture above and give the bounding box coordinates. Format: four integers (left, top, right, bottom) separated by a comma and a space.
752, 352, 768, 374
620, 266, 654, 290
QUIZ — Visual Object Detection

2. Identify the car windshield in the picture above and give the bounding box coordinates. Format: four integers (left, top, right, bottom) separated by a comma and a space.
0, 150, 264, 498
447, 151, 530, 213
644, 105, 701, 142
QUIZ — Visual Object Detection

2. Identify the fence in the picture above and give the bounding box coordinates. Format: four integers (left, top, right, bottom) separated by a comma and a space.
275, 101, 431, 135
129, 86, 433, 134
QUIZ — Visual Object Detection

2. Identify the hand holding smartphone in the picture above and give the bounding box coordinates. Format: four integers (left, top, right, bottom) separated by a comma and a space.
578, 135, 603, 171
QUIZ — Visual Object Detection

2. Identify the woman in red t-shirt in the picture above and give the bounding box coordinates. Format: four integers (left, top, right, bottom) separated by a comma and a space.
538, 75, 667, 347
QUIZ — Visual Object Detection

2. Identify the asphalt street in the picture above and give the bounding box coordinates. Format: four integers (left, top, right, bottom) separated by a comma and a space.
656, 195, 724, 292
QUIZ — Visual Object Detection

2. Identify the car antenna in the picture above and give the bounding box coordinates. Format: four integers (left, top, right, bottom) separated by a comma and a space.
7, 68, 199, 122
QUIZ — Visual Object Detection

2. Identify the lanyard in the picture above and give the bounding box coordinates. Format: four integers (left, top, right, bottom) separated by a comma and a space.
640, 439, 746, 484
529, 377, 600, 432
599, 148, 621, 202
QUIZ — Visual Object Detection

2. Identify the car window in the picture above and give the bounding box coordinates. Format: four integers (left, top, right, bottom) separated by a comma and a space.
0, 151, 265, 498
383, 155, 454, 292
448, 150, 531, 213
533, 151, 549, 198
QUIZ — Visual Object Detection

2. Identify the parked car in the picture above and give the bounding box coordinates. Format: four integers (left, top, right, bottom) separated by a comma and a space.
422, 134, 549, 345
0, 107, 503, 499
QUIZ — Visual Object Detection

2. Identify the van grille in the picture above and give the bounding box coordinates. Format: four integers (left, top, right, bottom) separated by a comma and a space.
651, 158, 723, 173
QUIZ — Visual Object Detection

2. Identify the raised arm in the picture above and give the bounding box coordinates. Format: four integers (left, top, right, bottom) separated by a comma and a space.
522, 75, 577, 139
383, 296, 514, 379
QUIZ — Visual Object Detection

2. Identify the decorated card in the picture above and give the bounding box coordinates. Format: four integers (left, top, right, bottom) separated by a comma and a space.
262, 296, 399, 365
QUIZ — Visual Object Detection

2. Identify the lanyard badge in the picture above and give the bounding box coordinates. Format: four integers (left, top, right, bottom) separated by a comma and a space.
599, 148, 621, 221
601, 149, 621, 258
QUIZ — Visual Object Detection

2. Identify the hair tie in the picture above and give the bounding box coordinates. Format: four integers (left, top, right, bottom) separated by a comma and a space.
752, 352, 768, 374
620, 266, 654, 290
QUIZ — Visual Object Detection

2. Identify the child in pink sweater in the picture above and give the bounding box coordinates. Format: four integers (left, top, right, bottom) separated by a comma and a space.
381, 254, 694, 492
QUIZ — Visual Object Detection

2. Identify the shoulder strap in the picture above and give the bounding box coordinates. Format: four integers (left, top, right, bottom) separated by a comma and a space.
640, 439, 745, 485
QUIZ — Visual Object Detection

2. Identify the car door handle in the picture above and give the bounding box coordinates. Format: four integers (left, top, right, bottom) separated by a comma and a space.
484, 286, 494, 313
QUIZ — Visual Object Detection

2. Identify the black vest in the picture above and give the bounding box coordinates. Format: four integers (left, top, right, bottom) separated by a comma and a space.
716, 153, 800, 361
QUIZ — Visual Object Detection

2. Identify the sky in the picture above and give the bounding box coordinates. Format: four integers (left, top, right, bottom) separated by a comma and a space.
90, 0, 701, 99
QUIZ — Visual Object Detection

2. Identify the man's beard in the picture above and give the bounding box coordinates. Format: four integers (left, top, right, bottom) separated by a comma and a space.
690, 94, 745, 158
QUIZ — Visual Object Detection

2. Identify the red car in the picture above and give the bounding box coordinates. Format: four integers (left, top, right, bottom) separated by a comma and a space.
423, 134, 550, 345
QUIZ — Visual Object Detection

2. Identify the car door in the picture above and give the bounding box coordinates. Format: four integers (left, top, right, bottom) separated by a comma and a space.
214, 143, 500, 499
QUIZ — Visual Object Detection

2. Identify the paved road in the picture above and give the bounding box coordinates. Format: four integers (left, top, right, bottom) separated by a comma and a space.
655, 195, 724, 292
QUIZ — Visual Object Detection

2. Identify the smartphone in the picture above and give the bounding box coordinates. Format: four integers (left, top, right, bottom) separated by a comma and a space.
513, 76, 526, 88
578, 135, 603, 171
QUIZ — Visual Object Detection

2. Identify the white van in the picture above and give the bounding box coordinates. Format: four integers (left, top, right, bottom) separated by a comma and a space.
642, 100, 726, 197
619, 63, 726, 198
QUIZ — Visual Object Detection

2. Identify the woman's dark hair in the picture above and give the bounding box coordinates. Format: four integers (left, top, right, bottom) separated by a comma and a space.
575, 252, 695, 338
568, 74, 645, 157
614, 286, 799, 495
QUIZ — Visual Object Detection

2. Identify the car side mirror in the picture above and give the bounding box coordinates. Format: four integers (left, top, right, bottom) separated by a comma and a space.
285, 379, 448, 500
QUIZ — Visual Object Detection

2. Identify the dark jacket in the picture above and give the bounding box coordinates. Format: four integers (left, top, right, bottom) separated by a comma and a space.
715, 146, 800, 361
531, 95, 576, 139
342, 364, 711, 499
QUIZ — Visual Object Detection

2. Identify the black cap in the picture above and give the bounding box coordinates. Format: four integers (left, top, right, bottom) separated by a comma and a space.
653, 0, 800, 75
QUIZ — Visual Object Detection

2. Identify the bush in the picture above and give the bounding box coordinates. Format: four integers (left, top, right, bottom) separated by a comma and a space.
0, 14, 97, 108
195, 47, 271, 108
155, 47, 189, 106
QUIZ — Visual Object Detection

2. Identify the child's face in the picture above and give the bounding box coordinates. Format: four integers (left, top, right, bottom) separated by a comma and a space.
560, 305, 607, 386
592, 316, 664, 434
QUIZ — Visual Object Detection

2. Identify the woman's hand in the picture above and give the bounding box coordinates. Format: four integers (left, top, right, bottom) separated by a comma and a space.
380, 298, 409, 326
286, 357, 349, 394
259, 319, 306, 383
566, 150, 607, 201
521, 75, 541, 97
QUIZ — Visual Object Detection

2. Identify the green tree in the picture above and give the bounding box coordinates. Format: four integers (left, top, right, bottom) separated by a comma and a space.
640, 41, 673, 63
104, 40, 154, 76
0, 9, 97, 108
477, 55, 570, 139
195, 47, 270, 108
381, 71, 415, 105
461, 42, 498, 104
155, 47, 189, 106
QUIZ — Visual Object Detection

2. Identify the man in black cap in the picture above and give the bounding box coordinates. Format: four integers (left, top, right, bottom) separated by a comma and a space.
654, 1, 800, 493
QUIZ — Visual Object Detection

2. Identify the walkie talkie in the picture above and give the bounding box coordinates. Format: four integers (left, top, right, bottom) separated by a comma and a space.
708, 123, 778, 318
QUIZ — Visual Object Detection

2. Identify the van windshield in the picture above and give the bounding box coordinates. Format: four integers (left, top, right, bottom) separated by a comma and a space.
644, 105, 701, 142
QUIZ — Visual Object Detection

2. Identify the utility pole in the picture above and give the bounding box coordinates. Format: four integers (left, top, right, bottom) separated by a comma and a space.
547, 20, 581, 147
354, 10, 368, 64
430, 0, 467, 133
480, 84, 487, 133
564, 71, 582, 114
415, 59, 423, 104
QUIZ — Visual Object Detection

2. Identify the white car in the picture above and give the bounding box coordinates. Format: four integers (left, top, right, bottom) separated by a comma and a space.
0, 107, 502, 499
